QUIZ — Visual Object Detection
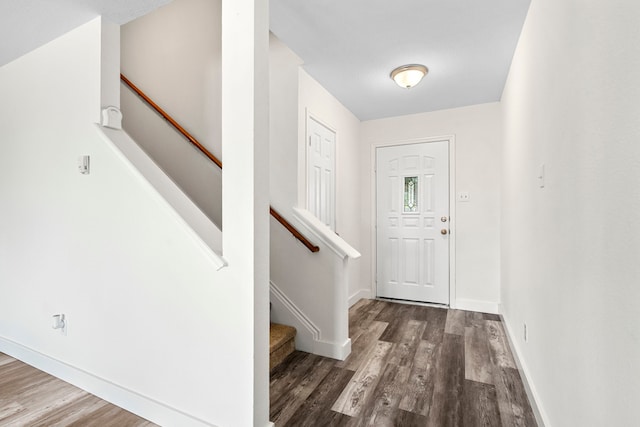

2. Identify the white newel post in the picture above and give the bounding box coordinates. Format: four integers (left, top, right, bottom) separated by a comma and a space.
221, 1, 270, 426
333, 256, 351, 359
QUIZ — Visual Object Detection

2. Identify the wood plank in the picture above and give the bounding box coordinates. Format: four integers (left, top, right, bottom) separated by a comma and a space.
358, 363, 411, 426
0, 401, 24, 421
65, 403, 155, 427
464, 325, 494, 384
494, 367, 538, 427
398, 340, 439, 416
337, 321, 388, 371
0, 353, 16, 367
0, 361, 53, 393
1, 381, 90, 425
271, 354, 336, 425
407, 304, 430, 322
377, 303, 414, 342
29, 394, 110, 427
444, 309, 465, 336
350, 297, 371, 313
386, 319, 427, 367
287, 410, 356, 427
462, 380, 501, 427
483, 313, 501, 321
421, 306, 448, 344
374, 301, 401, 323
465, 311, 485, 328
271, 302, 538, 427
349, 300, 387, 343
0, 354, 155, 426
270, 351, 317, 402
395, 409, 429, 426
331, 341, 393, 417
486, 320, 517, 369
426, 333, 464, 427
283, 367, 355, 427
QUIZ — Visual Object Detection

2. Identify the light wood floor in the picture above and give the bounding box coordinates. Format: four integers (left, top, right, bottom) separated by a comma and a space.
270, 298, 537, 426
0, 353, 156, 426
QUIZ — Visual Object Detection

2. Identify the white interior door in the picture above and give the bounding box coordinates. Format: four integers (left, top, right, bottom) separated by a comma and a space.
376, 141, 450, 304
307, 116, 336, 230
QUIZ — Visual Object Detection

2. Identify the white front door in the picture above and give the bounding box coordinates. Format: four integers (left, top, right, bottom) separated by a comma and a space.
376, 141, 450, 304
307, 116, 336, 230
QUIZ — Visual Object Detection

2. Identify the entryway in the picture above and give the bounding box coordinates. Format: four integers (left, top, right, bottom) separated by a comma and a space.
376, 140, 450, 305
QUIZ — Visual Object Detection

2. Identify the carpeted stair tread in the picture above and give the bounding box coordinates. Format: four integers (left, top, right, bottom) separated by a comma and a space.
270, 323, 296, 371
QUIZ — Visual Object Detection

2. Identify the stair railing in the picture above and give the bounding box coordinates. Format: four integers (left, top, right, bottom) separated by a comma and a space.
120, 73, 320, 253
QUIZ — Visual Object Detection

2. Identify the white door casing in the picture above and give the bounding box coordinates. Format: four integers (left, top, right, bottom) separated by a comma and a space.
307, 116, 336, 230
376, 141, 450, 304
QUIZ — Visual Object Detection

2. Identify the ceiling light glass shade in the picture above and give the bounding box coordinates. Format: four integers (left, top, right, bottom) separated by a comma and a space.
390, 64, 428, 88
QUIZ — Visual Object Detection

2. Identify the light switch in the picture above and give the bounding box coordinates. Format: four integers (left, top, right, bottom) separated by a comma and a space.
538, 164, 545, 188
457, 191, 470, 202
78, 155, 90, 175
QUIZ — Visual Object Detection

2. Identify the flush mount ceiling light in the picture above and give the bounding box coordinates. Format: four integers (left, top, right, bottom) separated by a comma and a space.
390, 64, 429, 88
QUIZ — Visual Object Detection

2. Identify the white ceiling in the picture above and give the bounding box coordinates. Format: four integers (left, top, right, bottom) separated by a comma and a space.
1, 0, 530, 121
0, 0, 170, 68
270, 0, 531, 120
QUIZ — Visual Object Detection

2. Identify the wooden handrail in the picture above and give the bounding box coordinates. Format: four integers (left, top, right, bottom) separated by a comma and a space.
270, 207, 320, 253
120, 74, 223, 169
120, 74, 320, 253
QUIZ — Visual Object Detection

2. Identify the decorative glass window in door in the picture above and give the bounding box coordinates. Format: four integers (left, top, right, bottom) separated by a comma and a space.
404, 176, 418, 212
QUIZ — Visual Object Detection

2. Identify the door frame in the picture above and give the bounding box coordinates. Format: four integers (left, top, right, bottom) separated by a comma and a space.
304, 110, 337, 230
370, 135, 457, 308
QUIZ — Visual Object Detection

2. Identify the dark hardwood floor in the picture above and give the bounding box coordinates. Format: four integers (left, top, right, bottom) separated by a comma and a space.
0, 352, 156, 426
0, 299, 535, 426
270, 299, 537, 426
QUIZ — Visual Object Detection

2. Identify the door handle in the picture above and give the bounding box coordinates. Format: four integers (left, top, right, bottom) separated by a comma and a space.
441, 229, 448, 235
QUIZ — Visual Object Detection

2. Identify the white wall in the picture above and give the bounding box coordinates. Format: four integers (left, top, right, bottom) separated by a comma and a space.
298, 70, 364, 302
500, 0, 640, 426
0, 17, 261, 427
360, 103, 502, 312
269, 34, 302, 212
121, 0, 223, 226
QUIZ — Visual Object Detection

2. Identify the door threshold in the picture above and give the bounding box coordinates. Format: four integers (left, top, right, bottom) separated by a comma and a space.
375, 297, 449, 309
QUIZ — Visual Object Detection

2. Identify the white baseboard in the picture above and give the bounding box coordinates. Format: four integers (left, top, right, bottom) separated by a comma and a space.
349, 288, 372, 307
499, 310, 550, 427
270, 281, 351, 360
313, 338, 352, 361
0, 336, 215, 427
455, 298, 499, 314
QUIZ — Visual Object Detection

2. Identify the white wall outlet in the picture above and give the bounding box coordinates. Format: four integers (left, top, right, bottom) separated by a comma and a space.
457, 191, 470, 202
523, 323, 528, 343
52, 314, 67, 335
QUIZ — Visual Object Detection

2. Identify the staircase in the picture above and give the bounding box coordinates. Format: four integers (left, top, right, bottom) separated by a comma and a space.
269, 323, 296, 371
120, 75, 304, 374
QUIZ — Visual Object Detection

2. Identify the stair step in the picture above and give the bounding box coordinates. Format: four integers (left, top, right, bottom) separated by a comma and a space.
270, 323, 296, 371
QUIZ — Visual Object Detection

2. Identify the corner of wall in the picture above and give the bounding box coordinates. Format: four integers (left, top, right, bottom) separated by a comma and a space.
100, 18, 121, 111
500, 311, 550, 427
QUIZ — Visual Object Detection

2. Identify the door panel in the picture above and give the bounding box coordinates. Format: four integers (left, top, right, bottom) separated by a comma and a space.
376, 141, 449, 304
307, 117, 336, 230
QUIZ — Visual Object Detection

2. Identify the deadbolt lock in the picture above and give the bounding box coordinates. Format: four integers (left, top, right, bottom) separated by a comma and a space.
441, 216, 448, 222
